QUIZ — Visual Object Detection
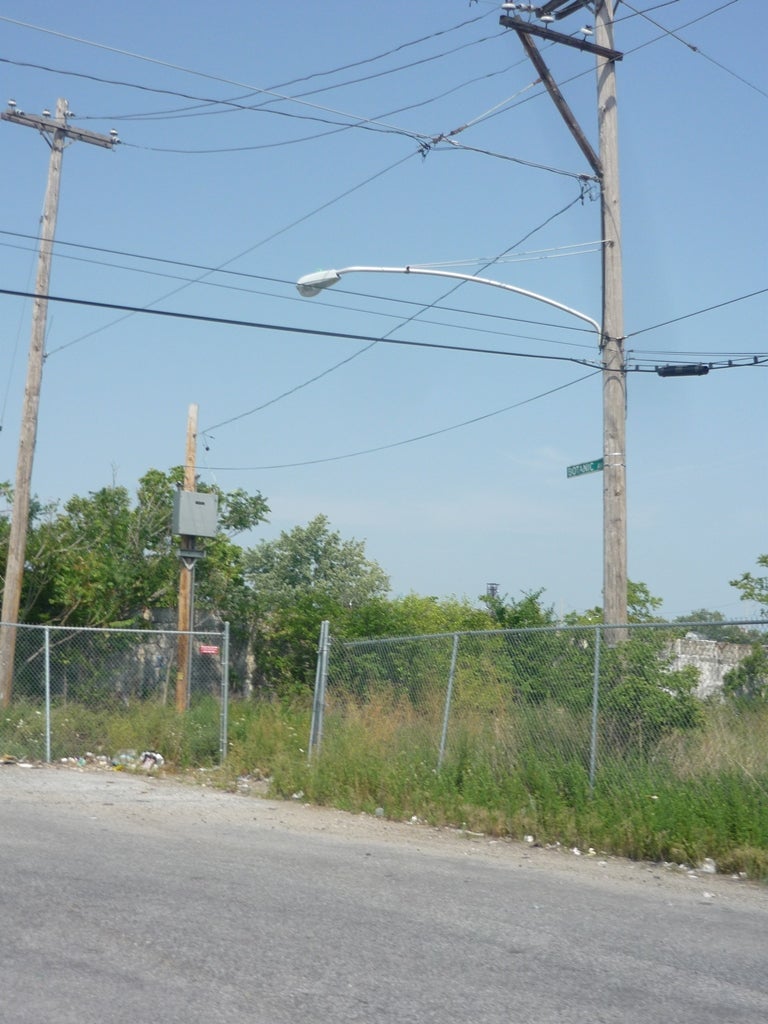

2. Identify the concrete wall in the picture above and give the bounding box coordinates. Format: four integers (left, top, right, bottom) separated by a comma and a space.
668, 636, 750, 699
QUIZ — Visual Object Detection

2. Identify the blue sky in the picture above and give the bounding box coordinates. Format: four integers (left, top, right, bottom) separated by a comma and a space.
1, 1, 766, 620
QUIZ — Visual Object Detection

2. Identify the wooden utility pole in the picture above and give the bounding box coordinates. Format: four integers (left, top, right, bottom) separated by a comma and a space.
500, 2, 627, 632
176, 403, 198, 713
0, 99, 117, 706
595, 1, 628, 633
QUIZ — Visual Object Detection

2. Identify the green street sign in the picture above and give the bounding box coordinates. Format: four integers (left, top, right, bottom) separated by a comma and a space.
566, 458, 604, 478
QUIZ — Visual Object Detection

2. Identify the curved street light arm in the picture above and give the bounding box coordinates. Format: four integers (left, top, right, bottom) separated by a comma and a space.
296, 265, 602, 340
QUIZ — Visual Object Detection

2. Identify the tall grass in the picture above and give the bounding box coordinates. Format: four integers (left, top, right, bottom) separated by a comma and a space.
0, 697, 222, 767
244, 697, 768, 879
4, 695, 768, 879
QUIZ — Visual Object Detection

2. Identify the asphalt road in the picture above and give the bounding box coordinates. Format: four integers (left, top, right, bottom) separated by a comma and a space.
2, 765, 767, 1024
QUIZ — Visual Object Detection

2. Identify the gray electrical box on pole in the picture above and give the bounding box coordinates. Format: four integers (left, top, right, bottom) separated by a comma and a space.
172, 491, 219, 538
0, 99, 119, 707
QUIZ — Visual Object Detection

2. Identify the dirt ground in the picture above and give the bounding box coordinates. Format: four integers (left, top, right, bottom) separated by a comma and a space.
3, 759, 766, 908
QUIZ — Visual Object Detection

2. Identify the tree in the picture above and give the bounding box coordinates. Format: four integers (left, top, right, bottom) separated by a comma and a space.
245, 514, 389, 610
673, 608, 759, 643
13, 469, 268, 629
344, 592, 495, 640
723, 643, 768, 702
730, 556, 768, 612
244, 515, 390, 694
0, 483, 63, 624
565, 580, 664, 625
480, 588, 556, 629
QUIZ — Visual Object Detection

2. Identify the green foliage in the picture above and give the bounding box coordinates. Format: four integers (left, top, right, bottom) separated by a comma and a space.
0, 697, 222, 766
4, 468, 269, 631
626, 580, 665, 622
673, 609, 763, 643
246, 514, 389, 609
7, 695, 768, 878
343, 592, 493, 640
597, 630, 703, 752
480, 588, 556, 629
730, 554, 768, 607
723, 643, 768, 702
565, 579, 664, 626
245, 515, 391, 693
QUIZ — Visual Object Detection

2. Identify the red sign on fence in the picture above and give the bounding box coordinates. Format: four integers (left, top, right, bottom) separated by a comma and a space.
199, 644, 220, 656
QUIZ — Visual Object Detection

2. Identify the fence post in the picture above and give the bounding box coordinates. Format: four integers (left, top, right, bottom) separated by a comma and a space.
44, 625, 51, 763
589, 625, 602, 795
309, 620, 330, 760
438, 632, 460, 770
219, 622, 230, 765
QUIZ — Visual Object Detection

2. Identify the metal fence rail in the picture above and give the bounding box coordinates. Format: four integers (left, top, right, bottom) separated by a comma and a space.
0, 621, 229, 764
309, 619, 767, 793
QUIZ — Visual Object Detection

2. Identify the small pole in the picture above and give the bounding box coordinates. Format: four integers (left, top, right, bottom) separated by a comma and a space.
309, 623, 327, 760
219, 621, 230, 764
44, 626, 51, 763
589, 626, 602, 794
176, 403, 198, 713
438, 633, 460, 770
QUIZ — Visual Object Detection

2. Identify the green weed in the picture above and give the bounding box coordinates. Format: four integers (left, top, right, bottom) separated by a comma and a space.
4, 695, 768, 880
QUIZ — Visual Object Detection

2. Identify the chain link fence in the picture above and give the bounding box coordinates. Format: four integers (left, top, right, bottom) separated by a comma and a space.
309, 619, 768, 798
0, 622, 229, 765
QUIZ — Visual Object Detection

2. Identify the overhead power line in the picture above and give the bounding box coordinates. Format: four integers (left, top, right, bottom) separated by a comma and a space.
621, 0, 767, 100
42, 146, 420, 358
202, 371, 602, 472
0, 285, 601, 368
0, 232, 598, 350
0, 54, 585, 178
626, 285, 768, 339
0, 56, 430, 147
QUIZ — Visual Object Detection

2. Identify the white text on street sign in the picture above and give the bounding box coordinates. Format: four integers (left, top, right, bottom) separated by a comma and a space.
566, 458, 604, 479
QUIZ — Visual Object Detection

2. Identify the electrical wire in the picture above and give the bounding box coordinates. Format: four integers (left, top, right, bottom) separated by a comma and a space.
244, 32, 502, 107
44, 147, 420, 358
0, 230, 599, 345
626, 286, 768, 340
478, 0, 751, 135
202, 190, 596, 436
435, 137, 596, 181
0, 52, 582, 179
1, 10, 496, 122
114, 66, 528, 152
1, 228, 604, 276
0, 286, 601, 369
0, 223, 39, 432
203, 371, 602, 472
6, 3, 765, 411
0, 240, 594, 351
621, 0, 766, 100
0, 56, 431, 147
2, 16, 508, 147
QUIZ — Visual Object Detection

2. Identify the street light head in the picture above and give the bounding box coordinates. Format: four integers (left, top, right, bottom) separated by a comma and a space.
296, 269, 342, 297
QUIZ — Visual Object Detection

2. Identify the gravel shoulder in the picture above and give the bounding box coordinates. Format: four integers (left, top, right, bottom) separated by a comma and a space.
3, 760, 766, 908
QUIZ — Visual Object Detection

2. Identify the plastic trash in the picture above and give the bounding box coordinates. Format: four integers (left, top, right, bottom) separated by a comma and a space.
139, 751, 165, 769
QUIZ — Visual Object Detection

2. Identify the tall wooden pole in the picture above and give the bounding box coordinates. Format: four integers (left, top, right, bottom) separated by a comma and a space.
596, 0, 628, 633
501, 6, 628, 633
176, 403, 198, 713
0, 100, 65, 706
0, 99, 117, 706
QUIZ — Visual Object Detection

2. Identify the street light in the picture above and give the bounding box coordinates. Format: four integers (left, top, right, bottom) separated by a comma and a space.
297, 266, 601, 335
296, 264, 626, 628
